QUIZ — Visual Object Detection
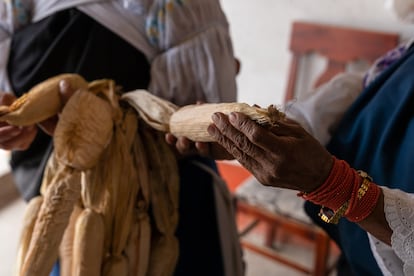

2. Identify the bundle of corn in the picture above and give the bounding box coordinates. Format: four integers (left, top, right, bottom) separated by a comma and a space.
5, 74, 179, 276
6, 74, 285, 276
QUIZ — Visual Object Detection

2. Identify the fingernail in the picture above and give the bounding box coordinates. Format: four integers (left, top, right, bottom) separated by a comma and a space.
229, 112, 236, 123
59, 80, 69, 91
207, 125, 217, 135
211, 113, 219, 122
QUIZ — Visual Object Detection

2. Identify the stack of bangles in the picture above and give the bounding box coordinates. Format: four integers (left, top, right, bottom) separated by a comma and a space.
299, 157, 381, 224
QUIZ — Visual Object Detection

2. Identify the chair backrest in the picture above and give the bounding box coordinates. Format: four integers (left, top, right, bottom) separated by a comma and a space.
285, 21, 400, 102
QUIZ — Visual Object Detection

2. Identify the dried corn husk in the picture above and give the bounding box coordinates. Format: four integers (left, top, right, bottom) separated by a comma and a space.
59, 203, 82, 276
147, 234, 179, 276
121, 90, 178, 132
14, 196, 43, 276
54, 89, 114, 170
40, 152, 59, 196
18, 76, 116, 276
129, 125, 152, 276
135, 200, 151, 276
105, 110, 139, 257
21, 168, 81, 276
141, 129, 179, 276
72, 208, 105, 276
0, 74, 88, 126
15, 76, 189, 276
102, 256, 129, 276
124, 218, 140, 276
169, 103, 285, 142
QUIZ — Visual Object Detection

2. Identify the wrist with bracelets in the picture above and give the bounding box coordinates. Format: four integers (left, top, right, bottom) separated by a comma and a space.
300, 157, 381, 224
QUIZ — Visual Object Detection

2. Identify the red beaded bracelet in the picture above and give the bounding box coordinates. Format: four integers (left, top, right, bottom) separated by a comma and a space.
300, 157, 381, 224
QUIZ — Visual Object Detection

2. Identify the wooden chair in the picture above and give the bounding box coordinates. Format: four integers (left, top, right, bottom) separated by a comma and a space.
218, 21, 399, 276
285, 21, 399, 101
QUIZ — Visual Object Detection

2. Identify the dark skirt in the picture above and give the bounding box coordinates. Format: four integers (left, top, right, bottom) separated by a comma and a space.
8, 8, 223, 276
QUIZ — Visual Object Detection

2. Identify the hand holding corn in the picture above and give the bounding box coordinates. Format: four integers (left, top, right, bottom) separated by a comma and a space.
122, 90, 286, 160
0, 76, 82, 151
208, 111, 333, 192
0, 92, 37, 151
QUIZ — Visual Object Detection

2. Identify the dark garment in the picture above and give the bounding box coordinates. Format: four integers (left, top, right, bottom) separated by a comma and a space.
312, 45, 414, 275
7, 8, 223, 276
175, 157, 224, 276
8, 8, 151, 200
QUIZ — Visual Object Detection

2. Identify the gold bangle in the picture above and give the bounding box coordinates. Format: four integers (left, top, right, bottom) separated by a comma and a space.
356, 170, 372, 200
319, 201, 349, 224
318, 170, 373, 224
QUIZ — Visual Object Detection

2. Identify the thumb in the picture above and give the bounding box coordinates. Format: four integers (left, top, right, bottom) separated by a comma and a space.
59, 79, 76, 107
37, 79, 75, 135
0, 92, 16, 106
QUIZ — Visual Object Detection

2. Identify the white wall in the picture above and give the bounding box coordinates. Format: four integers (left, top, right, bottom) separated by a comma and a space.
221, 0, 414, 107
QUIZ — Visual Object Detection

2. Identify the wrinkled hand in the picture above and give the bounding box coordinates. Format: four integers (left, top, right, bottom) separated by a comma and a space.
208, 112, 333, 193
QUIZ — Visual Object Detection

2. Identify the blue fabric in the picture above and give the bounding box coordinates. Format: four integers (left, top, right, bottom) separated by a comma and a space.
325, 46, 414, 275
50, 261, 60, 276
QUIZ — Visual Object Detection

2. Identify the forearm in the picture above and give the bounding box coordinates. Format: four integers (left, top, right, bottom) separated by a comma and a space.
357, 190, 392, 245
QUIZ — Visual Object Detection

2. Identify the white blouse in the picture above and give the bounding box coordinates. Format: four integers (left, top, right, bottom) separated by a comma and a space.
285, 70, 414, 275
0, 0, 237, 106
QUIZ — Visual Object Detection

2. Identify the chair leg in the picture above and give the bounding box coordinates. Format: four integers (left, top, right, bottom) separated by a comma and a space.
264, 223, 276, 248
313, 231, 330, 276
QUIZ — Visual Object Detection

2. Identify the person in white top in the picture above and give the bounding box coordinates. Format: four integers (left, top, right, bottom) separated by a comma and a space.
175, 0, 414, 275
0, 1, 243, 276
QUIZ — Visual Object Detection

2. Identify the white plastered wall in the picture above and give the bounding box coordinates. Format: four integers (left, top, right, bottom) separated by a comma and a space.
221, 0, 414, 107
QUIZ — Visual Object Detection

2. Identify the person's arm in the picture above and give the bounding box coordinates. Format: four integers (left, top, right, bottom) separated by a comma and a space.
357, 190, 392, 244
166, 72, 363, 158
145, 0, 237, 106
369, 187, 414, 269
207, 112, 395, 243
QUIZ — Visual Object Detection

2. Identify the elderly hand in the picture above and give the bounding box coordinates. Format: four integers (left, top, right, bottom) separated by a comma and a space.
208, 112, 334, 193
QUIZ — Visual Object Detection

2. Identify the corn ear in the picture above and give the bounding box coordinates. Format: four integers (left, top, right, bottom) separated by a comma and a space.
0, 74, 88, 126
169, 103, 285, 142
